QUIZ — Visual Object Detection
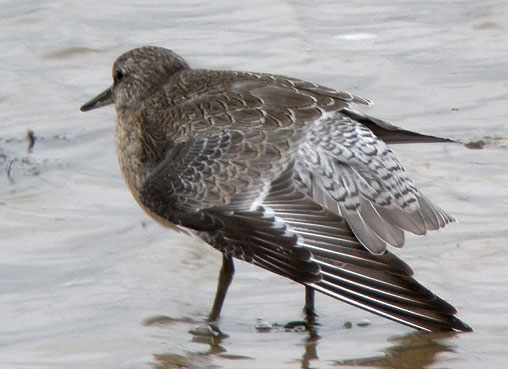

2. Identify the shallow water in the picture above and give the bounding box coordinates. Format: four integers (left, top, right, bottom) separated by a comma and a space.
1, 1, 508, 368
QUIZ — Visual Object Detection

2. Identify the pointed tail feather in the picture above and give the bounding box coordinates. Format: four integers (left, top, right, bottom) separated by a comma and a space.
342, 109, 456, 144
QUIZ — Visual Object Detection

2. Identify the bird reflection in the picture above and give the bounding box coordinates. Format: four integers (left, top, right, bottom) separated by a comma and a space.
148, 316, 457, 369
332, 331, 457, 369
301, 326, 320, 369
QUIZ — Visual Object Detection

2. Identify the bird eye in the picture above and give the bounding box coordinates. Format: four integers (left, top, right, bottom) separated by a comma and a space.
114, 68, 124, 82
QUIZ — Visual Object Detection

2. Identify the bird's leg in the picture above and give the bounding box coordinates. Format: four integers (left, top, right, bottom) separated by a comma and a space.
304, 286, 318, 325
207, 254, 235, 323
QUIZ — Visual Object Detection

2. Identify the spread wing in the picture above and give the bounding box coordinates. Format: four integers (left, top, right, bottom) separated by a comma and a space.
138, 138, 469, 331
162, 71, 456, 255
296, 111, 455, 254
263, 166, 469, 332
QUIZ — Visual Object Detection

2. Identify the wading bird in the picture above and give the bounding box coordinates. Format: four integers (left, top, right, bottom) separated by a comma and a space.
81, 46, 471, 332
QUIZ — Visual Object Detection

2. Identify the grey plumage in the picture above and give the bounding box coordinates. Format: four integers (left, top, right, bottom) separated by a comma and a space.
81, 46, 471, 332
